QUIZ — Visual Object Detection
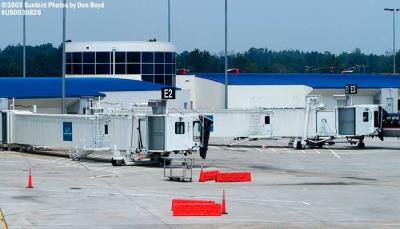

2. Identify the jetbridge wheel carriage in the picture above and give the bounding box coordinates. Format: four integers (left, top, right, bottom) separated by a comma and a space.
292, 137, 335, 150
110, 151, 173, 166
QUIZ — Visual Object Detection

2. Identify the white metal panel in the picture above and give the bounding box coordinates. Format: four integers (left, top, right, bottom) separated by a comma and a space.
228, 85, 313, 109
194, 77, 225, 109
107, 116, 135, 151
164, 116, 194, 151
355, 106, 378, 136
12, 113, 95, 148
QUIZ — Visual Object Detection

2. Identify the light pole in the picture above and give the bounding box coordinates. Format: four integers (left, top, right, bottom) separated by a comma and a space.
168, 0, 171, 42
22, 0, 26, 77
384, 8, 400, 75
224, 0, 228, 109
61, 0, 66, 114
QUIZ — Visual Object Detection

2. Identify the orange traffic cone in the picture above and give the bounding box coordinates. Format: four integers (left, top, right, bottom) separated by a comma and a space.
27, 167, 33, 188
221, 190, 227, 214
199, 163, 205, 182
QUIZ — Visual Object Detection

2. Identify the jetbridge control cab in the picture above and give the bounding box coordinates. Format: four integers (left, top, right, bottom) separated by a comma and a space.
337, 105, 380, 137
147, 114, 199, 152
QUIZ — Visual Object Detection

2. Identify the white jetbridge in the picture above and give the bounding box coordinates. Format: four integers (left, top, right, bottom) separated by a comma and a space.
196, 97, 392, 149
1, 97, 396, 163
0, 100, 213, 166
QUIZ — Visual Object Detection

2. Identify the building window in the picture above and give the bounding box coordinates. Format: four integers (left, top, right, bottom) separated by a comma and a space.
66, 50, 176, 86
142, 75, 154, 82
165, 52, 173, 63
142, 52, 154, 63
96, 52, 110, 63
96, 64, 110, 74
155, 75, 165, 84
66, 64, 72, 74
175, 122, 185, 134
155, 52, 165, 63
115, 52, 126, 63
142, 64, 154, 74
72, 52, 82, 63
83, 64, 95, 75
83, 52, 95, 63
72, 64, 82, 74
363, 112, 369, 122
155, 64, 164, 74
115, 64, 126, 74
66, 53, 72, 63
127, 64, 140, 74
165, 75, 173, 86
127, 52, 140, 63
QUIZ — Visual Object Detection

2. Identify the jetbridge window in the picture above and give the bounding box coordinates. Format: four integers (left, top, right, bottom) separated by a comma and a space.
374, 111, 379, 127
193, 121, 201, 141
265, 116, 271, 125
175, 122, 185, 135
104, 124, 109, 135
363, 112, 369, 122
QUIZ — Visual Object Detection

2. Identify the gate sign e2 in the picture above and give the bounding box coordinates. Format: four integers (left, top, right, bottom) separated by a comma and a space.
161, 88, 176, 100
63, 122, 73, 141
345, 84, 358, 95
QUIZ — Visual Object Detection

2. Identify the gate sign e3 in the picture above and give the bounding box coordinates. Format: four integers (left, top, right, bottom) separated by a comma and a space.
63, 122, 73, 141
345, 84, 358, 95
161, 88, 176, 100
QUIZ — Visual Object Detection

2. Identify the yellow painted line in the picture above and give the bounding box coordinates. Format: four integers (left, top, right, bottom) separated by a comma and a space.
0, 209, 8, 229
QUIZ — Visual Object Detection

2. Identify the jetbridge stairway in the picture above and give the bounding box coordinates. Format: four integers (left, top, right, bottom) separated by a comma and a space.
69, 115, 111, 160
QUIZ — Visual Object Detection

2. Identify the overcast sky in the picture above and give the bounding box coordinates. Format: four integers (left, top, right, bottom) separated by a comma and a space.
1, 0, 400, 54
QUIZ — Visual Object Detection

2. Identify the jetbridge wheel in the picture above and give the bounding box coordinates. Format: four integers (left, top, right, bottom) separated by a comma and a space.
111, 158, 124, 166
357, 142, 365, 149
160, 158, 171, 166
295, 141, 303, 150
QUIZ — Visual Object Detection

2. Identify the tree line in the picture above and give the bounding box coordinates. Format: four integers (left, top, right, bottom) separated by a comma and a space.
0, 43, 397, 76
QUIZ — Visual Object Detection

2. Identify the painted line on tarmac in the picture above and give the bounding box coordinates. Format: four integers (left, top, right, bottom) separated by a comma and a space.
327, 148, 341, 159
0, 208, 8, 229
269, 148, 277, 152
313, 149, 321, 154
90, 168, 149, 178
120, 192, 312, 207
301, 150, 306, 154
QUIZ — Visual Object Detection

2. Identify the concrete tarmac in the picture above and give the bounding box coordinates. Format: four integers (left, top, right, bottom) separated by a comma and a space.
1, 138, 400, 228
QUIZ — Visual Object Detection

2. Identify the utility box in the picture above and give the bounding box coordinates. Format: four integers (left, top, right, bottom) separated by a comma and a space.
147, 114, 197, 152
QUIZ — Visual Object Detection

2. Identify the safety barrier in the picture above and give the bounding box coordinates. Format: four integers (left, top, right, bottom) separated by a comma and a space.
171, 190, 227, 216
199, 170, 220, 182
171, 199, 215, 211
172, 203, 222, 216
215, 171, 252, 182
